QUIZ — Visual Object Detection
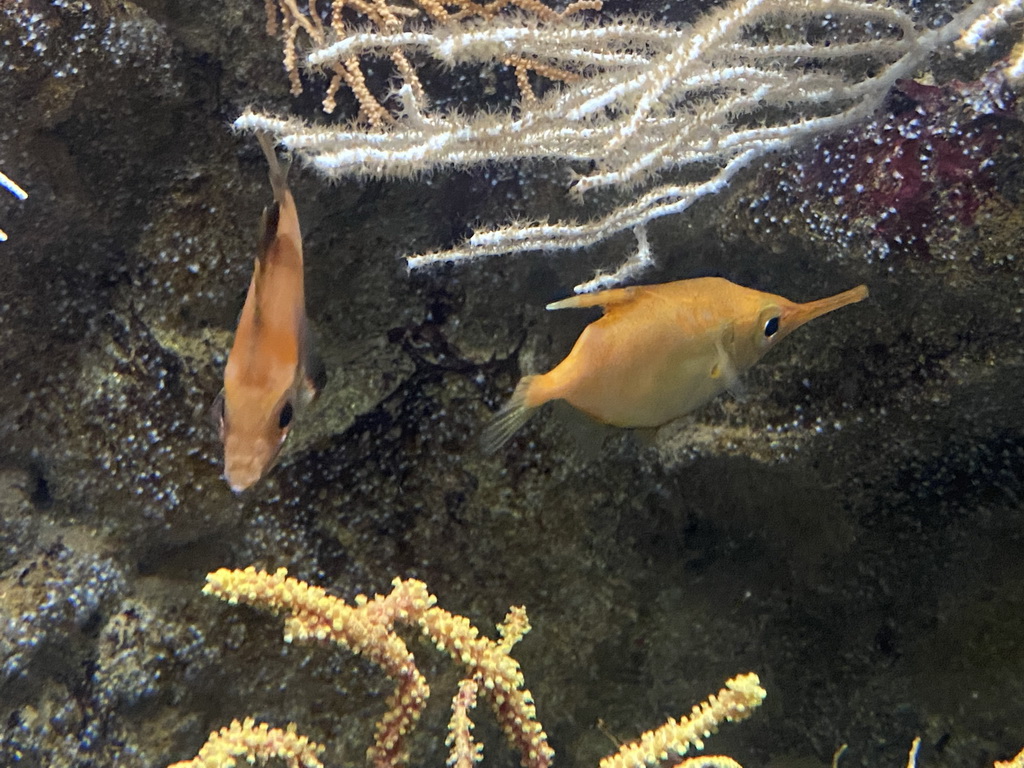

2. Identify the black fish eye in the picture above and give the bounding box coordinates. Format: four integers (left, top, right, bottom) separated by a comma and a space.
278, 401, 294, 429
764, 316, 780, 337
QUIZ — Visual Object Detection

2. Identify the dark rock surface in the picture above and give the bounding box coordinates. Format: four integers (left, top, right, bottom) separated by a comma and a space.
0, 1, 1022, 767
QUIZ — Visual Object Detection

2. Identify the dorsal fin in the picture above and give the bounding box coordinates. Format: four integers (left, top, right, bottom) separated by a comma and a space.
257, 202, 281, 265
546, 286, 642, 312
250, 201, 281, 316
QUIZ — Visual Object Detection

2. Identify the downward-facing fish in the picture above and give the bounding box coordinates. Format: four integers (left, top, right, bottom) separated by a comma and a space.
484, 277, 868, 451
213, 134, 324, 493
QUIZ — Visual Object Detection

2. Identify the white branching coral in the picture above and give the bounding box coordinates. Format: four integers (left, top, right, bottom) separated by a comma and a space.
237, 0, 1023, 291
0, 170, 27, 242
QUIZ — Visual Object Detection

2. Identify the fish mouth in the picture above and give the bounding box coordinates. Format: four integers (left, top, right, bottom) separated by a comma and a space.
228, 478, 254, 495
224, 437, 286, 494
224, 452, 273, 494
225, 471, 260, 495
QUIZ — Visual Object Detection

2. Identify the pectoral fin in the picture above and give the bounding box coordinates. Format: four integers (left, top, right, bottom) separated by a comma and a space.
296, 317, 327, 408
301, 347, 327, 406
710, 334, 741, 392
209, 390, 226, 438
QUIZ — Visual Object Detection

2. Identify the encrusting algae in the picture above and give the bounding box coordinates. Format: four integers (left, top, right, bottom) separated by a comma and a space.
485, 278, 869, 450
169, 568, 766, 768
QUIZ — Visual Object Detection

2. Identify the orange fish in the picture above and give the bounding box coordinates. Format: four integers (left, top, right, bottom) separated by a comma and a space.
212, 134, 324, 493
484, 278, 868, 451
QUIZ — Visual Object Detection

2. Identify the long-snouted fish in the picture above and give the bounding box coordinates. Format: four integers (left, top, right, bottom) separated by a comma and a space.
213, 134, 324, 493
484, 277, 868, 452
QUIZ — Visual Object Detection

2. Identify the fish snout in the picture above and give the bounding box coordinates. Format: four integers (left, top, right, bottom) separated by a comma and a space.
784, 284, 869, 333
225, 464, 262, 495
223, 435, 279, 494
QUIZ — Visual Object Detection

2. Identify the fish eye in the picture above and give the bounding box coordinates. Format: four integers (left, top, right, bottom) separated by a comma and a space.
278, 401, 294, 429
764, 316, 780, 338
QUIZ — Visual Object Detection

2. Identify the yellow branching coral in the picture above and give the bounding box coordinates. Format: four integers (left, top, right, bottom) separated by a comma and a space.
204, 567, 433, 768
181, 568, 765, 768
447, 677, 484, 768
599, 674, 766, 768
996, 747, 1024, 768
167, 718, 325, 768
202, 567, 553, 768
419, 601, 551, 767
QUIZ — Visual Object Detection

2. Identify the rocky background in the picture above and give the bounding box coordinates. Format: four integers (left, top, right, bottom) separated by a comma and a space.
0, 0, 1022, 767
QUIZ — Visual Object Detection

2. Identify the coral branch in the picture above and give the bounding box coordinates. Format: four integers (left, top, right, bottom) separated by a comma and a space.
996, 747, 1024, 768
202, 567, 552, 768
173, 568, 1022, 768
447, 677, 485, 768
191, 569, 765, 768
204, 567, 431, 768
238, 0, 1020, 290
0, 169, 27, 243
167, 718, 325, 768
599, 674, 766, 768
420, 601, 552, 768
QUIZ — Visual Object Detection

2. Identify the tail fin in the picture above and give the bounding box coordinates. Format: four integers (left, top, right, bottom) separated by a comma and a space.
481, 376, 539, 454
